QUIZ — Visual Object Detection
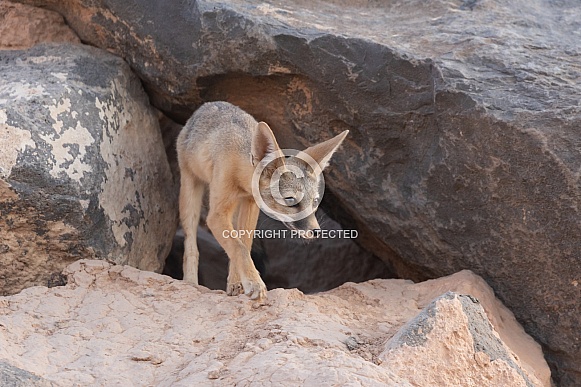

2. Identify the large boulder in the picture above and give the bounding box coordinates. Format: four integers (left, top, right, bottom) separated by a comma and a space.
0, 260, 549, 386
12, 0, 580, 382
0, 43, 177, 295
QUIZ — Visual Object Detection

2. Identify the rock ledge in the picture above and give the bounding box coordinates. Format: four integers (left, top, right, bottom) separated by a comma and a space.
0, 260, 549, 386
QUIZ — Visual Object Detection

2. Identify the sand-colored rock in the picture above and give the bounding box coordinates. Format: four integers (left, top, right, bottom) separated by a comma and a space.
0, 260, 548, 386
0, 1, 79, 50
381, 293, 537, 387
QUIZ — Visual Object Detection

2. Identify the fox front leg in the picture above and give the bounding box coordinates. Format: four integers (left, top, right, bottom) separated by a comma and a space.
207, 191, 266, 301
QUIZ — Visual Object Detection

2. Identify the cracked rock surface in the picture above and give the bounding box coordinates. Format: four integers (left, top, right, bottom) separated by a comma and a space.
0, 260, 548, 386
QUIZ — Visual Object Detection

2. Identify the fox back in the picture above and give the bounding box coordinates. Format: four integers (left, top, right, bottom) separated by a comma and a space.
177, 101, 257, 191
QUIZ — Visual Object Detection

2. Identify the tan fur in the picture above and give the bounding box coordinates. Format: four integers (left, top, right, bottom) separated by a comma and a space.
176, 101, 348, 300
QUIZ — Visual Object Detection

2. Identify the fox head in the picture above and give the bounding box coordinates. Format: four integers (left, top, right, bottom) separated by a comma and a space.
251, 122, 348, 239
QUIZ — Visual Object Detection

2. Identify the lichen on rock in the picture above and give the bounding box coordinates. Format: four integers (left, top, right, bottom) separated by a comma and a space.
0, 44, 177, 295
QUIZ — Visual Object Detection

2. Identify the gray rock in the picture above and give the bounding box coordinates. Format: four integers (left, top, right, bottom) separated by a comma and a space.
13, 0, 581, 383
0, 43, 177, 295
0, 361, 57, 387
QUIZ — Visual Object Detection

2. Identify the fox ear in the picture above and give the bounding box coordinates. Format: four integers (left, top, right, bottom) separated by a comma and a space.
303, 130, 349, 170
251, 122, 282, 166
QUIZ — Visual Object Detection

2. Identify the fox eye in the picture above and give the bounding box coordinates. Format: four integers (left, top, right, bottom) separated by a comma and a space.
313, 197, 320, 206
284, 197, 298, 206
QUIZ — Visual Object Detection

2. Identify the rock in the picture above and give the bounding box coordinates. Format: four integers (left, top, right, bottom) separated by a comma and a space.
0, 361, 56, 387
157, 111, 181, 184
0, 1, 80, 50
0, 43, 177, 295
381, 292, 536, 387
12, 0, 580, 382
0, 260, 549, 386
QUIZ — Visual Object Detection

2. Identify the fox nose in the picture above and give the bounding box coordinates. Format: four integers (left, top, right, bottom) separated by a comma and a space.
312, 229, 322, 238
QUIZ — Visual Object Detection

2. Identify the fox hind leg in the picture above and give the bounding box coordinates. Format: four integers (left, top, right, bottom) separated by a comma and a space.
179, 170, 204, 285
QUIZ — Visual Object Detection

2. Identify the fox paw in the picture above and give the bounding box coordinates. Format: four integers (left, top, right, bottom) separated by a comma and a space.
227, 269, 267, 300
227, 281, 244, 296
242, 277, 267, 301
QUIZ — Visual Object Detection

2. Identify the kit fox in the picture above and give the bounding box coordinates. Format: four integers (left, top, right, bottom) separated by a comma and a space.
176, 101, 348, 301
